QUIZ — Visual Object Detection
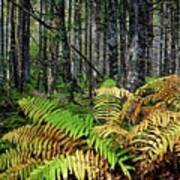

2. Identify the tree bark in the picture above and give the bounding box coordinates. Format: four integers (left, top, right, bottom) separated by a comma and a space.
126, 0, 146, 91
57, 0, 71, 83
107, 0, 118, 79
0, 0, 4, 89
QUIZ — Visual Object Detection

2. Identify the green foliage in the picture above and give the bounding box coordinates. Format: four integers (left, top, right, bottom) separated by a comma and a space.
29, 150, 111, 180
0, 75, 179, 179
0, 91, 28, 135
18, 97, 133, 176
0, 140, 12, 154
100, 78, 117, 88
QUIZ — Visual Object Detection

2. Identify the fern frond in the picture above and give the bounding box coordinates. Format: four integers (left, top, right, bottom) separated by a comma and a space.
94, 84, 133, 125
94, 94, 122, 124
18, 97, 59, 123
135, 75, 179, 97
0, 147, 41, 179
46, 111, 93, 138
87, 130, 134, 179
0, 158, 39, 180
96, 86, 132, 99
19, 97, 94, 138
28, 150, 111, 180
132, 111, 180, 134
131, 123, 180, 174
3, 125, 87, 158
120, 94, 141, 124
18, 97, 133, 178
95, 124, 131, 146
120, 75, 180, 124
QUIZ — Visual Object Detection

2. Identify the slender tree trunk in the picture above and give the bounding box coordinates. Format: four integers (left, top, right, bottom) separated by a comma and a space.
119, 0, 127, 86
146, 0, 154, 76
5, 0, 9, 89
9, 1, 20, 89
37, 0, 43, 91
78, 0, 82, 78
38, 0, 48, 92
58, 0, 71, 83
102, 0, 107, 75
18, 0, 30, 91
0, 0, 4, 89
84, 0, 89, 79
88, 0, 93, 99
163, 1, 170, 75
107, 0, 118, 79
159, 1, 164, 76
49, 5, 59, 93
126, 0, 146, 91
42, 24, 48, 92
94, 0, 101, 70
175, 0, 180, 74
170, 2, 176, 74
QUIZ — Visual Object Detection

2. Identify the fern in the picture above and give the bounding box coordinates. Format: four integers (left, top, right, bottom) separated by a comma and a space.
18, 97, 59, 124
0, 159, 39, 180
19, 97, 94, 138
94, 82, 133, 125
131, 123, 180, 174
1, 75, 179, 179
28, 150, 111, 180
18, 97, 133, 178
2, 125, 87, 158
132, 111, 180, 134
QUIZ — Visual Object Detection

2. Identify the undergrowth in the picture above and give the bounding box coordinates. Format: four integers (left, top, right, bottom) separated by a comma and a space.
0, 75, 179, 179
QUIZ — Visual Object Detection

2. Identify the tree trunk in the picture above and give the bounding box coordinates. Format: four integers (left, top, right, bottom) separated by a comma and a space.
18, 0, 30, 91
9, 1, 20, 90
0, 0, 4, 89
126, 0, 146, 91
49, 5, 59, 93
57, 0, 71, 83
146, 0, 154, 76
175, 0, 180, 74
107, 0, 118, 79
119, 0, 127, 86
88, 0, 93, 99
102, 0, 107, 75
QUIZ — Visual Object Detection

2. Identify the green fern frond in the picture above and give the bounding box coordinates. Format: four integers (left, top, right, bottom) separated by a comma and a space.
17, 97, 133, 178
28, 150, 111, 180
46, 111, 93, 138
18, 97, 94, 138
87, 130, 134, 179
100, 78, 117, 88
18, 97, 59, 124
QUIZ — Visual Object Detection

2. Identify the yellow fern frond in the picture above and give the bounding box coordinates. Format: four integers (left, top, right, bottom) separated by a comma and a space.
95, 124, 132, 146
131, 123, 180, 174
132, 111, 180, 134
0, 158, 39, 180
96, 86, 132, 99
28, 150, 112, 180
3, 125, 87, 159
